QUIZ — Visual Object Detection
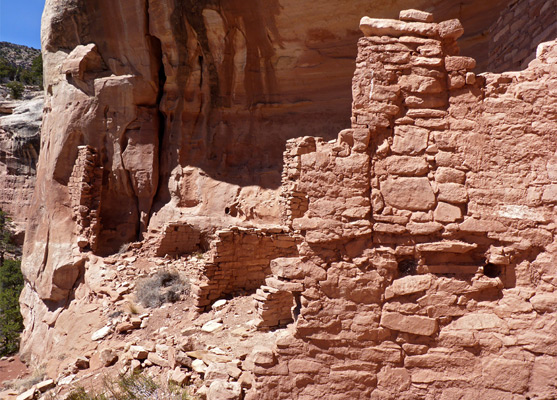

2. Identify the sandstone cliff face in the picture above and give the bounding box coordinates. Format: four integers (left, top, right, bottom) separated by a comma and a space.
19, 1, 557, 399
24, 0, 512, 312
0, 96, 42, 243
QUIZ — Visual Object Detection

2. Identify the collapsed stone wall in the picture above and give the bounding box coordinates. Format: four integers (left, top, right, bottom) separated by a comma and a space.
17, 2, 557, 398
244, 12, 557, 400
192, 228, 298, 309
488, 0, 556, 72
150, 223, 201, 257
21, 0, 514, 322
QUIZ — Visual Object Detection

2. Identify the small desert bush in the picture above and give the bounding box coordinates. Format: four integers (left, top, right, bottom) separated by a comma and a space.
6, 81, 23, 99
64, 372, 192, 400
4, 368, 45, 391
135, 270, 190, 308
117, 242, 131, 255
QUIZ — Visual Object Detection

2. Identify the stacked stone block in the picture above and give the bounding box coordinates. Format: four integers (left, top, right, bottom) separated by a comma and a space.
253, 286, 295, 330
488, 0, 556, 72
153, 223, 200, 257
352, 14, 505, 278
191, 227, 299, 308
247, 11, 557, 400
68, 145, 102, 251
252, 257, 305, 330
281, 129, 372, 244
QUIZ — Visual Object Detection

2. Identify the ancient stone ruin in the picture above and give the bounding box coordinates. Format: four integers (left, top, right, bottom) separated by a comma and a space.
14, 0, 557, 399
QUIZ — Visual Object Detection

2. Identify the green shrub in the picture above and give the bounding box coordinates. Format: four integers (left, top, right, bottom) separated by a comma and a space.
0, 259, 24, 355
30, 54, 43, 86
0, 210, 23, 356
65, 387, 108, 400
0, 57, 16, 81
6, 81, 24, 99
135, 270, 190, 308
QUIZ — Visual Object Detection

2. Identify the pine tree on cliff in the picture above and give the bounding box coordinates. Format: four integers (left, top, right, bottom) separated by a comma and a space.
0, 210, 23, 356
0, 259, 23, 355
0, 210, 15, 265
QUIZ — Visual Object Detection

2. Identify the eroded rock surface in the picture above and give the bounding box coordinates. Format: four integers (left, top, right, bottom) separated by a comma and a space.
0, 95, 42, 243
19, 1, 557, 400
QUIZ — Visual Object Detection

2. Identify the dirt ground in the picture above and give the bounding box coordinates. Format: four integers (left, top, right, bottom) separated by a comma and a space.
0, 356, 29, 385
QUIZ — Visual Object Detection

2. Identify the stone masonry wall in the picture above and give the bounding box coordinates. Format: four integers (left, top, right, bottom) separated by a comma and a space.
192, 228, 299, 309
488, 0, 556, 72
244, 10, 557, 400
68, 145, 102, 252
152, 223, 201, 257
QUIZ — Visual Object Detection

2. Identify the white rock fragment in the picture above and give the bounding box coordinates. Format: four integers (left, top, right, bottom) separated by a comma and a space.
192, 359, 208, 374
202, 319, 224, 333
212, 299, 227, 311
91, 325, 111, 341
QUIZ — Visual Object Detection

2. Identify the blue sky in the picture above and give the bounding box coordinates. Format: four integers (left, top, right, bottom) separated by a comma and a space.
0, 0, 44, 49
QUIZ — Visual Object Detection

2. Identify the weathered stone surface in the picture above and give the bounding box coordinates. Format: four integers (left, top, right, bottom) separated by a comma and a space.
399, 9, 434, 23
445, 56, 477, 71
380, 312, 438, 336
99, 349, 118, 366
147, 352, 169, 368
437, 183, 468, 204
416, 241, 477, 253
385, 275, 432, 299
405, 95, 447, 109
406, 221, 443, 235
406, 109, 448, 119
169, 368, 188, 386
16, 4, 557, 400
529, 293, 557, 313
208, 381, 242, 400
202, 319, 224, 333
482, 358, 531, 393
542, 184, 557, 203
251, 346, 276, 367
377, 365, 411, 392
192, 359, 208, 374
381, 177, 436, 211
459, 218, 507, 233
130, 345, 148, 360
399, 75, 444, 94
91, 326, 111, 341
391, 125, 430, 154
0, 95, 41, 242
74, 356, 90, 369
385, 156, 429, 176
360, 17, 438, 38
438, 19, 464, 39
447, 313, 507, 331
16, 388, 37, 400
435, 167, 466, 184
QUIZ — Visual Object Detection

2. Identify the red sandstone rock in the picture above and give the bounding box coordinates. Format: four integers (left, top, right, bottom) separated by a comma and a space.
360, 17, 439, 38
445, 55, 477, 71
17, 3, 557, 400
381, 177, 436, 211
0, 95, 41, 242
399, 9, 434, 23
380, 312, 438, 336
438, 19, 465, 39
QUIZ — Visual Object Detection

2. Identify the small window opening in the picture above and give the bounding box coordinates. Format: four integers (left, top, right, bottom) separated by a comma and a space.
398, 259, 417, 276
484, 263, 501, 278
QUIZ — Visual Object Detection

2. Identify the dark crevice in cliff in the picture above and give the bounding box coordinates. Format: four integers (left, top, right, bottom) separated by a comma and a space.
184, 0, 220, 108
145, 1, 168, 237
